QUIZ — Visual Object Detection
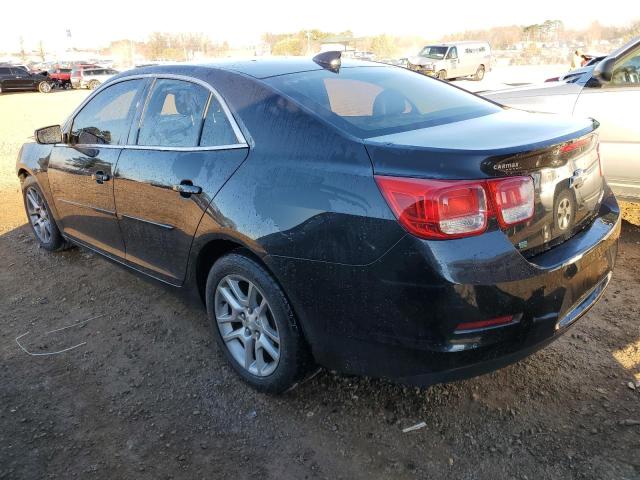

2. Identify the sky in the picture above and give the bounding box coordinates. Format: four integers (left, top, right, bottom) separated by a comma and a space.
1, 0, 637, 52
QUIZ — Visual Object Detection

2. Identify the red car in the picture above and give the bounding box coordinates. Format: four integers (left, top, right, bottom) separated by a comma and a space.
48, 68, 72, 88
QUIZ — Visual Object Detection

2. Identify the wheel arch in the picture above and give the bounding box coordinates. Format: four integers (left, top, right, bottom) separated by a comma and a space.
17, 167, 31, 181
193, 236, 270, 305
191, 235, 313, 349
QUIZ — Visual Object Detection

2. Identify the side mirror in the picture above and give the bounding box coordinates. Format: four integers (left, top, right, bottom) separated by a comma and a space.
35, 125, 63, 144
592, 57, 616, 83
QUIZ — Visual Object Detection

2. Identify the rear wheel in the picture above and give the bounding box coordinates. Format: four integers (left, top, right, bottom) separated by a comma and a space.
205, 253, 311, 393
88, 80, 100, 90
38, 81, 52, 93
21, 176, 69, 251
473, 65, 485, 81
437, 70, 447, 80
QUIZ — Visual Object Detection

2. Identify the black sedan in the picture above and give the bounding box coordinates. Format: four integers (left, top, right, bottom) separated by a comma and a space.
16, 53, 620, 393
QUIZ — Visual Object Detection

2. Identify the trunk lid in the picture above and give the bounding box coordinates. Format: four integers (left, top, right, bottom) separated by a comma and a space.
365, 109, 604, 256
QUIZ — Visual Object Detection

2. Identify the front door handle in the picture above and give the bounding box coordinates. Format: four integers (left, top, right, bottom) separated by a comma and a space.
91, 171, 110, 184
172, 183, 202, 197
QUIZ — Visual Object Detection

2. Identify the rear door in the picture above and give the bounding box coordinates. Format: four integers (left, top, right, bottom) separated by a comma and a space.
573, 47, 640, 200
0, 67, 15, 90
48, 78, 147, 257
114, 77, 248, 284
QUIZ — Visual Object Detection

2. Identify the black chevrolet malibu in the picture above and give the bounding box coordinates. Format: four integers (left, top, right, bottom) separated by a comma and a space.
16, 53, 620, 393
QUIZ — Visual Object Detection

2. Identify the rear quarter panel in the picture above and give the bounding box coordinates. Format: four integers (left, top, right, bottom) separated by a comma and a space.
190, 69, 405, 267
573, 86, 640, 200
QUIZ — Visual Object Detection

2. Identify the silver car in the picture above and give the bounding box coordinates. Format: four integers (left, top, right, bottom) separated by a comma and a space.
71, 67, 119, 90
484, 38, 640, 201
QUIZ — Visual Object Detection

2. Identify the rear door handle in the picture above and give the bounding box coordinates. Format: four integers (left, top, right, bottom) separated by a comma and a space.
91, 171, 110, 184
172, 183, 202, 197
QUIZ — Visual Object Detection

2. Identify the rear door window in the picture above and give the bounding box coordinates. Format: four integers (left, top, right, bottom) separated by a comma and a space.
71, 79, 144, 145
200, 95, 240, 147
137, 79, 209, 147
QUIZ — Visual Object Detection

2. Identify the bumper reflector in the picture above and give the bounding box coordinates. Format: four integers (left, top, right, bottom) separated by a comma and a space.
455, 315, 514, 332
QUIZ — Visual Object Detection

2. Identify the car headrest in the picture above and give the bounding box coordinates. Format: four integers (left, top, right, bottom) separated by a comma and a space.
372, 90, 408, 116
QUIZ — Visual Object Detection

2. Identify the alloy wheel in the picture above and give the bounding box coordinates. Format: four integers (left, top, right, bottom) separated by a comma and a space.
557, 197, 572, 230
214, 275, 281, 377
25, 187, 52, 243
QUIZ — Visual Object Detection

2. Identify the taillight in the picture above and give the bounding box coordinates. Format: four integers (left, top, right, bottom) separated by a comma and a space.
487, 176, 534, 228
375, 175, 534, 240
374, 177, 488, 239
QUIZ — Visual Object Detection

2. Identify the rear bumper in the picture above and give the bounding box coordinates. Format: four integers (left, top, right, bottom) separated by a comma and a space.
267, 190, 620, 385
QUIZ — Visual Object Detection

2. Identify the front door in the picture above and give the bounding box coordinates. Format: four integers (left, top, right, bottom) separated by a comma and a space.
574, 46, 640, 200
446, 47, 460, 77
114, 78, 248, 284
48, 78, 147, 258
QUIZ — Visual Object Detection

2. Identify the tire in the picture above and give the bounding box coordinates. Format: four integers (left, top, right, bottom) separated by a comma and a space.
205, 253, 311, 393
553, 189, 576, 233
88, 80, 100, 90
473, 65, 485, 81
437, 70, 447, 80
38, 81, 52, 93
21, 176, 70, 251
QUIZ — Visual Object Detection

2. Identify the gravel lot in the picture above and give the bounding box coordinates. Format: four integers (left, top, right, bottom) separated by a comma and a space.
1, 89, 639, 480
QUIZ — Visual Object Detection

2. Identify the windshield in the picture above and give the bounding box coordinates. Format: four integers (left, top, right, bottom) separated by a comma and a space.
419, 46, 449, 59
265, 66, 501, 138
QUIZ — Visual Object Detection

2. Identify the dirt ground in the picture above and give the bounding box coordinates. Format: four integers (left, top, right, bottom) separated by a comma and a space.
1, 90, 639, 480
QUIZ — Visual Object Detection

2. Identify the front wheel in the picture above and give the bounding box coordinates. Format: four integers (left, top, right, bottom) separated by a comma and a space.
38, 81, 52, 93
205, 253, 311, 393
22, 176, 69, 251
437, 70, 447, 80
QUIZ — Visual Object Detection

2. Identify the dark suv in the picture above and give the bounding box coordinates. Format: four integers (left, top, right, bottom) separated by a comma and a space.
0, 65, 52, 93
16, 55, 619, 393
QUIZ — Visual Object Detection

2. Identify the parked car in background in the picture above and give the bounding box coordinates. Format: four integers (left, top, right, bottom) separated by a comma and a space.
484, 37, 640, 201
16, 54, 619, 393
70, 63, 98, 88
544, 56, 607, 83
407, 41, 491, 80
0, 65, 53, 93
71, 67, 119, 90
49, 68, 72, 89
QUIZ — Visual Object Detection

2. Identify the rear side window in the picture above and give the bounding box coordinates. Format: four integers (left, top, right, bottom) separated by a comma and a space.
0, 67, 11, 75
137, 79, 209, 147
266, 66, 500, 137
71, 79, 143, 145
200, 95, 239, 146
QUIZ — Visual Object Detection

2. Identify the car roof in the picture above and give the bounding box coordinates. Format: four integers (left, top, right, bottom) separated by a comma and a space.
190, 57, 382, 79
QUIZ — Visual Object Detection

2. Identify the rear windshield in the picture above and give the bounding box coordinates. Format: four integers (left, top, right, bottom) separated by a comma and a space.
265, 66, 500, 138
